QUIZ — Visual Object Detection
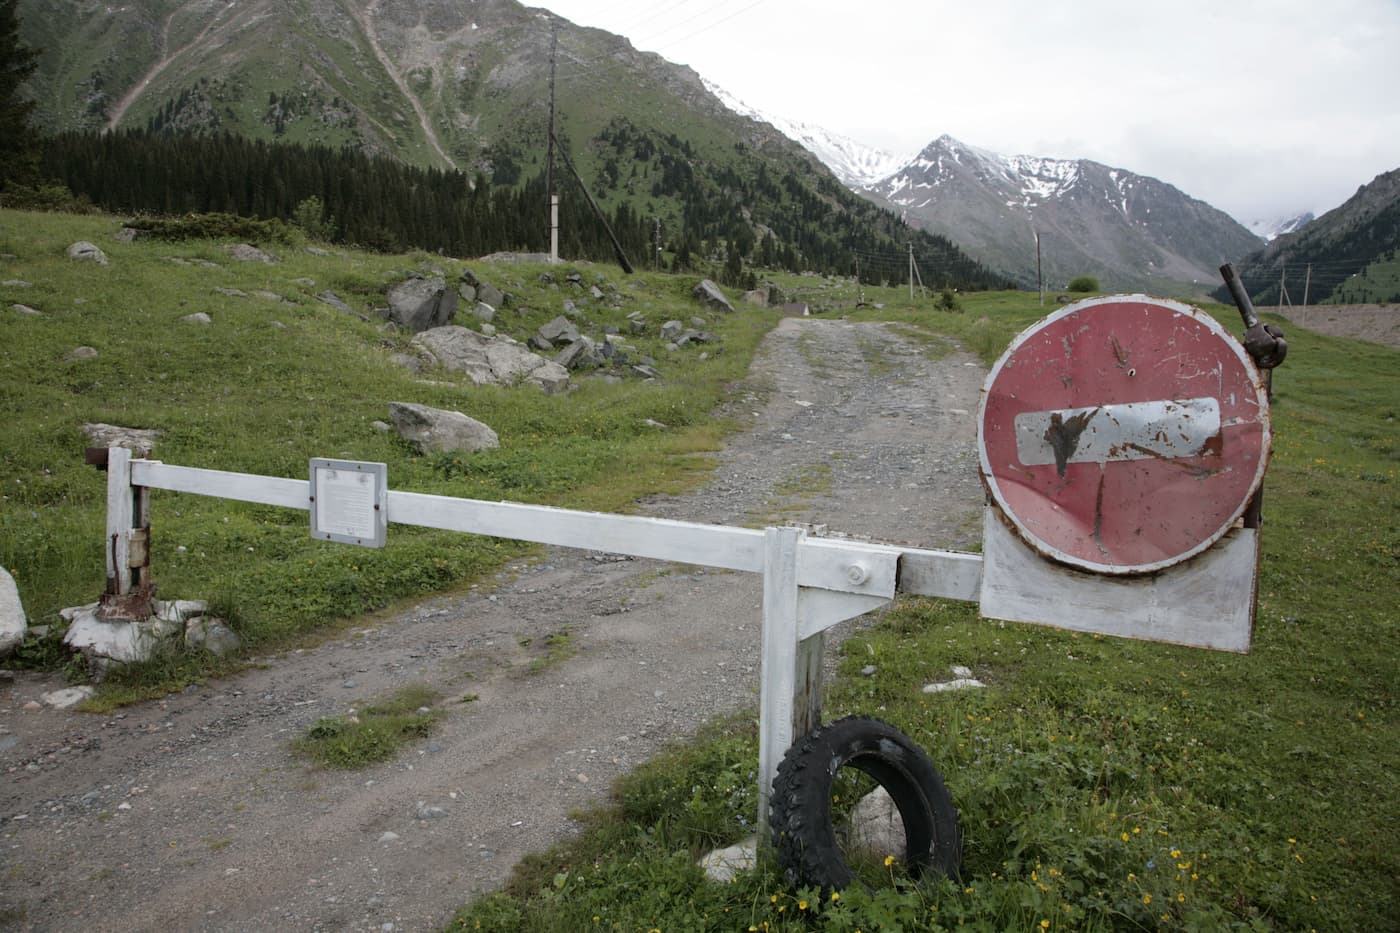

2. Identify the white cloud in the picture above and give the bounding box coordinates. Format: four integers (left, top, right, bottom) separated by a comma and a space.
542, 0, 1400, 224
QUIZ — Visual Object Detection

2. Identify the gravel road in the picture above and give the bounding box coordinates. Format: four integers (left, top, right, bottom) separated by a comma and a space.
0, 318, 986, 932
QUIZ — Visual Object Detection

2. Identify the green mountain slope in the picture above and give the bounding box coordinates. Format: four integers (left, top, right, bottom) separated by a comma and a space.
1213, 167, 1400, 306
17, 0, 1008, 286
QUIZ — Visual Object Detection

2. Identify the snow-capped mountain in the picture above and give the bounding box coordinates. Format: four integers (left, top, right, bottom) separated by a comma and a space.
858, 135, 1264, 294
1248, 212, 1314, 241
700, 79, 909, 187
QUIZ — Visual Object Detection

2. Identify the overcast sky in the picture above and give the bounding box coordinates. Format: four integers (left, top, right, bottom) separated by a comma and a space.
540, 0, 1400, 227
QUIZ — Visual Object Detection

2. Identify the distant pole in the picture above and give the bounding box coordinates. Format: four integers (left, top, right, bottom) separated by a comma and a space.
654, 217, 662, 272
909, 243, 914, 300
551, 131, 634, 273
1302, 263, 1312, 307
1035, 231, 1043, 306
545, 25, 557, 252
550, 195, 559, 263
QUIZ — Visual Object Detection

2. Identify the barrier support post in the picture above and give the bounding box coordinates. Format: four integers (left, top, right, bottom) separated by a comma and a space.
757, 525, 804, 829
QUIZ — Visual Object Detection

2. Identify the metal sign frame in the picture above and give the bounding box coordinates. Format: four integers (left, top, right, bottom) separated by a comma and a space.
309, 459, 388, 548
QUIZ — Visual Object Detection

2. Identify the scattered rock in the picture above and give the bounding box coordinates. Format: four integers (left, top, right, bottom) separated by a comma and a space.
698, 837, 757, 883
67, 241, 109, 265
317, 291, 367, 320
180, 312, 212, 325
742, 288, 769, 307
81, 423, 161, 452
3, 278, 31, 287
113, 228, 139, 243
660, 320, 683, 341
387, 402, 500, 455
385, 277, 457, 333
538, 316, 580, 345
65, 346, 99, 362
185, 616, 242, 656
555, 337, 603, 371
40, 686, 95, 710
216, 287, 248, 298
846, 786, 906, 861
477, 282, 505, 309
61, 600, 201, 677
692, 279, 734, 313
0, 568, 26, 658
228, 244, 276, 264
12, 303, 41, 315
921, 663, 984, 693
411, 326, 569, 393
471, 302, 496, 323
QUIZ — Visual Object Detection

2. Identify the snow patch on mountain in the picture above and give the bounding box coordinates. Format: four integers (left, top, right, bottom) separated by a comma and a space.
1248, 212, 1314, 241
701, 78, 911, 186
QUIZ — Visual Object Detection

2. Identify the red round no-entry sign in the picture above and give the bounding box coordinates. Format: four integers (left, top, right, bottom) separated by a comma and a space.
977, 295, 1271, 575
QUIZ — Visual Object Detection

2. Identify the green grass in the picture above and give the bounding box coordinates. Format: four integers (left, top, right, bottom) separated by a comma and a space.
447, 294, 1399, 931
293, 683, 443, 769
0, 207, 775, 700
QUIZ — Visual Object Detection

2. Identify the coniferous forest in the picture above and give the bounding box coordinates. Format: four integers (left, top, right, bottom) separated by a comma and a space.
36, 128, 1011, 290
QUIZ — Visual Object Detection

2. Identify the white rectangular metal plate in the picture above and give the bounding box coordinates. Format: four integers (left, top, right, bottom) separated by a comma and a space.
979, 507, 1256, 652
310, 459, 387, 548
1014, 397, 1220, 467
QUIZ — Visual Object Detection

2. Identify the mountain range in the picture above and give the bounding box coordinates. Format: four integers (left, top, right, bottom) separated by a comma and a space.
20, 0, 1385, 299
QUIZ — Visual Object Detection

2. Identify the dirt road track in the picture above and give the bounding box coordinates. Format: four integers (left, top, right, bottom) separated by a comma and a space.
0, 319, 986, 932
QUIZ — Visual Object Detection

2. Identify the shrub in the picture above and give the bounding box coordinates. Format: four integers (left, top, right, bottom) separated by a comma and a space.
1067, 275, 1099, 293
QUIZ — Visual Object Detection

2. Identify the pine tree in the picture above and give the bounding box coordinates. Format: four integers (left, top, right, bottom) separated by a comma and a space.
0, 0, 40, 192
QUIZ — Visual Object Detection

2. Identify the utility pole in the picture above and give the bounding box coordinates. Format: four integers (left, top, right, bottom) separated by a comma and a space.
546, 25, 558, 261
1278, 260, 1291, 307
908, 243, 914, 300
1302, 263, 1312, 307
1035, 231, 1044, 306
654, 217, 662, 272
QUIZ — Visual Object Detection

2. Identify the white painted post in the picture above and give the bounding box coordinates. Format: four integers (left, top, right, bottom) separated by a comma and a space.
757, 525, 803, 829
104, 447, 134, 596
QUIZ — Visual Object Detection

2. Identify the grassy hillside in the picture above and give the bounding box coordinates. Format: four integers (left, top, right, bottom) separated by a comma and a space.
0, 207, 785, 694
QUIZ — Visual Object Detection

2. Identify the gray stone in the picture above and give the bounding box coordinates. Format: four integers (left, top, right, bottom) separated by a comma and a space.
185, 617, 241, 656
216, 287, 248, 298
472, 302, 495, 323
458, 282, 477, 303
628, 318, 646, 335
67, 241, 109, 265
690, 317, 707, 328
538, 316, 580, 345
412, 326, 569, 393
631, 364, 662, 380
180, 312, 212, 325
742, 288, 769, 307
385, 277, 456, 333
12, 303, 41, 315
477, 282, 506, 309
0, 568, 25, 658
3, 279, 31, 287
692, 279, 734, 312
113, 228, 139, 243
62, 603, 183, 676
292, 277, 316, 287
388, 402, 500, 455
81, 423, 160, 452
40, 686, 95, 709
479, 322, 496, 337
65, 346, 98, 361
589, 286, 604, 300
317, 291, 366, 320
228, 243, 275, 264
561, 300, 582, 318
527, 334, 555, 352
698, 837, 757, 883
847, 786, 906, 862
556, 338, 602, 371
306, 246, 330, 256
660, 320, 683, 341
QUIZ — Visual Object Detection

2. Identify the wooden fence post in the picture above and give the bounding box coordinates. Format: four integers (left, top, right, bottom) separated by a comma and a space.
100, 446, 154, 618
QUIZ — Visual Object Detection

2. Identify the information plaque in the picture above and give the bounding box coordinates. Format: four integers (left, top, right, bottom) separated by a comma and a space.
309, 459, 387, 547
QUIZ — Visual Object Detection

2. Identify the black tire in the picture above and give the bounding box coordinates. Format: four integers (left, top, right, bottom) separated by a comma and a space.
768, 715, 960, 891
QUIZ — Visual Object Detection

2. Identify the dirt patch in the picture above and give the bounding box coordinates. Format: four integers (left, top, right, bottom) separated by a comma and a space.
1269, 304, 1400, 350
0, 319, 986, 932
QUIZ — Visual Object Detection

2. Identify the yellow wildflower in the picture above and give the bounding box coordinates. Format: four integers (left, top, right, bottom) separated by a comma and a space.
884, 855, 895, 867
1143, 894, 1152, 905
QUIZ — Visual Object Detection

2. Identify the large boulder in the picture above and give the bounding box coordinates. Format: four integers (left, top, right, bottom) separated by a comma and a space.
411, 326, 569, 393
0, 568, 26, 658
66, 241, 109, 265
693, 279, 734, 313
81, 423, 160, 452
538, 315, 580, 345
386, 277, 457, 333
388, 402, 499, 455
227, 243, 276, 263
